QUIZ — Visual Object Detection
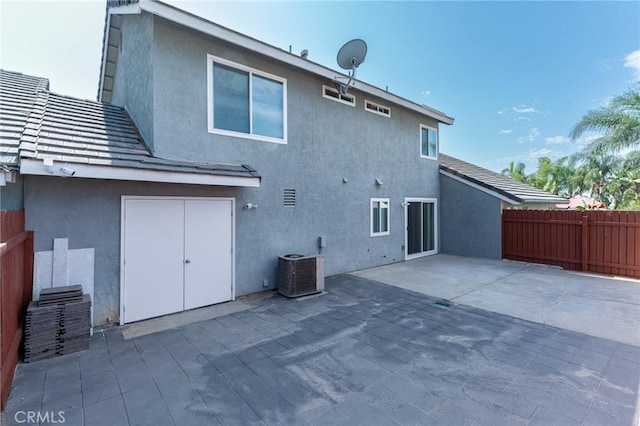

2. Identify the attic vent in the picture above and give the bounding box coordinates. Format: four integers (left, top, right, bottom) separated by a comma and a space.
365, 100, 391, 117
284, 189, 296, 207
323, 85, 355, 106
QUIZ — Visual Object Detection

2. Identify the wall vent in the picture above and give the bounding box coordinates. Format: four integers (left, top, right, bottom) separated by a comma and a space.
322, 85, 355, 106
284, 189, 296, 207
365, 100, 391, 117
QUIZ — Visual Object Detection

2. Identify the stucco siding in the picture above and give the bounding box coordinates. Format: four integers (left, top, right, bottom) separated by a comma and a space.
440, 174, 502, 259
147, 16, 441, 268
110, 12, 155, 148
31, 14, 445, 325
25, 173, 437, 326
24, 176, 247, 326
0, 175, 24, 210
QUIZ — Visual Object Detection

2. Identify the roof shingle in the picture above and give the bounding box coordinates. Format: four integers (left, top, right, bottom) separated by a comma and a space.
0, 69, 260, 181
439, 153, 566, 204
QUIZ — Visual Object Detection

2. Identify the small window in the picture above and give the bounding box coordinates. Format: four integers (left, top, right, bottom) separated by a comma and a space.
420, 124, 438, 159
284, 189, 296, 207
322, 85, 355, 106
365, 100, 390, 117
371, 198, 390, 236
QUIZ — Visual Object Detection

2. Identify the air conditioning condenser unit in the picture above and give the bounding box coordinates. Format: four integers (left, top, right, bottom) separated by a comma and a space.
278, 254, 324, 298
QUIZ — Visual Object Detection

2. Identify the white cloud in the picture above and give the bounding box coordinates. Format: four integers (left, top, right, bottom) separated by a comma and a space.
517, 127, 540, 143
497, 147, 558, 172
570, 131, 609, 150
624, 49, 640, 81
512, 106, 540, 114
526, 147, 552, 159
499, 129, 513, 134
421, 90, 431, 98
498, 105, 543, 122
545, 136, 570, 145
590, 96, 613, 108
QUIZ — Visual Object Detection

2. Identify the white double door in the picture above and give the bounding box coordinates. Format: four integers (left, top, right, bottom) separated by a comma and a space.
122, 197, 233, 323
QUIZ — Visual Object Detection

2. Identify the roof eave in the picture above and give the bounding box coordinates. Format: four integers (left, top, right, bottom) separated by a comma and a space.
98, 3, 142, 103
100, 0, 454, 124
439, 169, 522, 205
20, 158, 261, 187
520, 198, 568, 204
440, 168, 568, 205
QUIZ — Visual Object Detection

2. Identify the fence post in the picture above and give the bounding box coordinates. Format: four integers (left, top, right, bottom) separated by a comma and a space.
581, 215, 588, 272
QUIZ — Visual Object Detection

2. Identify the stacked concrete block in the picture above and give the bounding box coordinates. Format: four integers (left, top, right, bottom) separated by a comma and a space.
23, 285, 91, 362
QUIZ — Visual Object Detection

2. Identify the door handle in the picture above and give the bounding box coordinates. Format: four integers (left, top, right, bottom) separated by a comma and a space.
185, 259, 191, 264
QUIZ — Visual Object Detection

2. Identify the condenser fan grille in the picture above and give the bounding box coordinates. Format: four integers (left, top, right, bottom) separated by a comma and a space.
278, 255, 324, 298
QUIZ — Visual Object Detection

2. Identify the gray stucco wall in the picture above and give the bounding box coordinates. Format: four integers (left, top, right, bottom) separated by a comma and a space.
24, 175, 251, 326
0, 175, 24, 210
147, 16, 441, 274
25, 13, 445, 326
440, 174, 502, 259
110, 12, 155, 148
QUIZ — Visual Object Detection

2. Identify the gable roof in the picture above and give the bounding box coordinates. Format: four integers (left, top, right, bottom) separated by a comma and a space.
439, 153, 567, 205
0, 69, 260, 187
98, 0, 454, 126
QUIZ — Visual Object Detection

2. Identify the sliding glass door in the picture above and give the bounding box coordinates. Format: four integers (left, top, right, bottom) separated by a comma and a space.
405, 198, 437, 259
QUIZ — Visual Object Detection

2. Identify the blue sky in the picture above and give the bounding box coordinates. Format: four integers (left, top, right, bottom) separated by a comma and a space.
1, 1, 638, 173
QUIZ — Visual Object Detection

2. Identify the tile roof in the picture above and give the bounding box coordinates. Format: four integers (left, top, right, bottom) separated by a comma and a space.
0, 69, 259, 180
0, 71, 48, 168
439, 153, 567, 204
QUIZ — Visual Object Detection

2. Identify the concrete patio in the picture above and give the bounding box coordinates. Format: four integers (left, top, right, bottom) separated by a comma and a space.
352, 254, 640, 346
2, 274, 638, 425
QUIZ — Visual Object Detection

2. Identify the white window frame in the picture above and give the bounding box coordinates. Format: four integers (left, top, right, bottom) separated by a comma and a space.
420, 124, 438, 160
370, 198, 390, 237
365, 99, 391, 118
207, 54, 288, 144
322, 85, 355, 107
404, 197, 438, 260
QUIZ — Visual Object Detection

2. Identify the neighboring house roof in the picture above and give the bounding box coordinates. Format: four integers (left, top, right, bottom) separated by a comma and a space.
556, 195, 600, 209
0, 70, 260, 187
98, 0, 454, 126
439, 153, 567, 205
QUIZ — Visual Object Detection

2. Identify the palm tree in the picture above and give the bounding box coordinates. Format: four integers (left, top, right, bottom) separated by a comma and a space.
570, 89, 640, 155
501, 161, 527, 182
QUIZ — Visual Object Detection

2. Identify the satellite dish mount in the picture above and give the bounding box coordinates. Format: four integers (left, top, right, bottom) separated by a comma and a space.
336, 39, 367, 95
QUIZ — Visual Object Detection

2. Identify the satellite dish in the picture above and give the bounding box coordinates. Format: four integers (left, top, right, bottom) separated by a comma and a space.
336, 39, 367, 94
337, 39, 367, 70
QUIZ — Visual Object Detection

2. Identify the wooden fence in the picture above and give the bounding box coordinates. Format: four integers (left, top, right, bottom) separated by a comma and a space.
502, 210, 640, 279
1, 210, 33, 411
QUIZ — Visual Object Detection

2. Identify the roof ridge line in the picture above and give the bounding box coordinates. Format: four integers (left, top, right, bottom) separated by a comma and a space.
19, 85, 50, 163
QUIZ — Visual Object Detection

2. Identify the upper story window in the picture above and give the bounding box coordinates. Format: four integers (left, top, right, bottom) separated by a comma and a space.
365, 100, 390, 118
420, 124, 438, 159
322, 85, 355, 106
207, 55, 287, 144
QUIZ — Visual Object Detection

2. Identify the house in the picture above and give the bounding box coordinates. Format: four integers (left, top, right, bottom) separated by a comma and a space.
439, 153, 566, 259
1, 0, 455, 326
556, 195, 602, 210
